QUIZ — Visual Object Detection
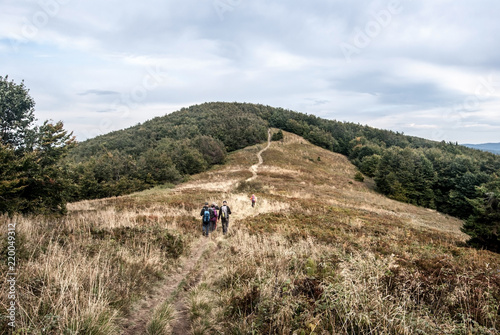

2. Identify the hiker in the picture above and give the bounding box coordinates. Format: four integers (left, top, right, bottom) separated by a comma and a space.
210, 203, 219, 232
218, 200, 232, 235
250, 194, 257, 208
200, 202, 213, 237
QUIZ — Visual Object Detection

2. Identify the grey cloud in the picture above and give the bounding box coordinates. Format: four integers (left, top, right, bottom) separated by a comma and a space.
79, 90, 120, 96
96, 109, 116, 113
4, 0, 500, 143
331, 71, 463, 108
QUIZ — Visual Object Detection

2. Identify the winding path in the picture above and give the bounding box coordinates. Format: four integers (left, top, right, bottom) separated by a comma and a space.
246, 129, 271, 182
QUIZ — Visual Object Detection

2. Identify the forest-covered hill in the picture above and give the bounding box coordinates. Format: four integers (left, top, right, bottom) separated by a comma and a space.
66, 102, 500, 250
69, 102, 500, 207
2, 82, 498, 251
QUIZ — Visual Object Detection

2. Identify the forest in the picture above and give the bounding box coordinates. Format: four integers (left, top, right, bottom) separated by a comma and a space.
1, 77, 499, 251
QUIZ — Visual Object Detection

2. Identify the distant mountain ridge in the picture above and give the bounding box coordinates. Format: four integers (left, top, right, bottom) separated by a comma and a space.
463, 142, 500, 155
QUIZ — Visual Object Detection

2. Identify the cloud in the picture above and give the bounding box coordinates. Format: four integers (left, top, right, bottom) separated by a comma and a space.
1, 0, 500, 144
78, 89, 119, 96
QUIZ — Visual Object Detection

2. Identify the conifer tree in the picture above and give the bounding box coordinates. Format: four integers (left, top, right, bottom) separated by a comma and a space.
462, 180, 500, 252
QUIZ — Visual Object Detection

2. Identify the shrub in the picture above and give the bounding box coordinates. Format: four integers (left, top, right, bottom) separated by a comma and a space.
354, 171, 365, 182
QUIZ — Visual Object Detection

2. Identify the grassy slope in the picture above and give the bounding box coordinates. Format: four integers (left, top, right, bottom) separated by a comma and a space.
1, 130, 499, 334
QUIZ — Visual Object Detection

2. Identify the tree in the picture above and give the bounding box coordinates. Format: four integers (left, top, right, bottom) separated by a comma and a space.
306, 126, 334, 150
360, 154, 381, 177
0, 143, 30, 213
191, 135, 226, 165
170, 143, 207, 175
271, 129, 284, 142
374, 147, 437, 207
0, 76, 36, 150
137, 147, 181, 184
462, 180, 500, 253
0, 77, 75, 215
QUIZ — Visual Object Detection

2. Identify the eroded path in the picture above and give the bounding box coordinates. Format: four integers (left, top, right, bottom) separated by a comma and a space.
246, 128, 271, 182
121, 237, 209, 334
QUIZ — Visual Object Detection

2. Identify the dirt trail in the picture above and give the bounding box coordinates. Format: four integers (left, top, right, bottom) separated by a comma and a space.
246, 129, 271, 182
121, 237, 209, 334
122, 130, 271, 334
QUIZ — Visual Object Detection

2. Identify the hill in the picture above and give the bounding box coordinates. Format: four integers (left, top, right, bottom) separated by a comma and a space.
65, 102, 500, 251
2, 130, 498, 334
464, 142, 500, 155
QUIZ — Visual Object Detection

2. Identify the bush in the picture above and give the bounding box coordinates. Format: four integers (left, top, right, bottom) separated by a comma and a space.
354, 172, 365, 182
271, 130, 284, 142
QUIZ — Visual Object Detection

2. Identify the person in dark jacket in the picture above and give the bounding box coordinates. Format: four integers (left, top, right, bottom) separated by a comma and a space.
200, 202, 213, 237
218, 200, 232, 235
210, 203, 219, 232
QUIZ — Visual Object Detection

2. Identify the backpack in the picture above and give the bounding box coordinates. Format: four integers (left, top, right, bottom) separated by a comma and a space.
211, 208, 218, 221
203, 208, 211, 223
221, 206, 228, 219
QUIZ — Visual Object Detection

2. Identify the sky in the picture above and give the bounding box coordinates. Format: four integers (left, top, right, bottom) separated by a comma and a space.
1, 0, 500, 144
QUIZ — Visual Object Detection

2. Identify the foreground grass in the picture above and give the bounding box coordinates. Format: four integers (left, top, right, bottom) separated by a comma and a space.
146, 301, 176, 335
189, 228, 499, 334
0, 197, 199, 334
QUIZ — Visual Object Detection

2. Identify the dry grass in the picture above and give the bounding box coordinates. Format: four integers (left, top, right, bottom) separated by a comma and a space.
1, 129, 498, 334
146, 301, 175, 335
0, 198, 197, 334
188, 227, 499, 334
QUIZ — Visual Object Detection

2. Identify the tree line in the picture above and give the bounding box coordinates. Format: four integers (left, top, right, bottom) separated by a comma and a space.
1, 80, 498, 251
66, 103, 268, 199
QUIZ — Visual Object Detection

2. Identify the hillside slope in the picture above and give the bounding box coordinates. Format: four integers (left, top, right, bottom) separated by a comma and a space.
1, 130, 498, 334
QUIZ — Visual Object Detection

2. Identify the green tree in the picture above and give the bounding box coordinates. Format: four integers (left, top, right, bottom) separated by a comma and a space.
462, 180, 500, 252
18, 121, 75, 214
305, 126, 334, 150
137, 147, 181, 184
271, 129, 284, 142
0, 76, 36, 150
360, 154, 381, 177
0, 143, 30, 213
375, 147, 437, 207
0, 77, 75, 215
171, 143, 207, 175
191, 135, 226, 165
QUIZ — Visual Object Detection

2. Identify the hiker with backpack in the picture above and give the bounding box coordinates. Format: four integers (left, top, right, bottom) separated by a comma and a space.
250, 194, 257, 208
210, 203, 219, 232
218, 200, 232, 235
200, 202, 213, 237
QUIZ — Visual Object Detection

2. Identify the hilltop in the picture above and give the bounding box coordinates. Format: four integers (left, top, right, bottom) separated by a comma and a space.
2, 129, 498, 334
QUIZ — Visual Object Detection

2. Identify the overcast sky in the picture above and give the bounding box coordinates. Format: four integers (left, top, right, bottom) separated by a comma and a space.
1, 0, 500, 144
